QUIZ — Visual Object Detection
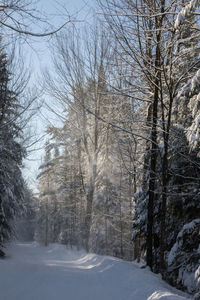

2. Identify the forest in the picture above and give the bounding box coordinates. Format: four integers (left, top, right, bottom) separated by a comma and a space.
0, 0, 199, 299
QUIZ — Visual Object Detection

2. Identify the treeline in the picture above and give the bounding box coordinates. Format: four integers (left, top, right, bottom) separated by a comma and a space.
0, 39, 39, 255
0, 0, 72, 255
34, 0, 200, 297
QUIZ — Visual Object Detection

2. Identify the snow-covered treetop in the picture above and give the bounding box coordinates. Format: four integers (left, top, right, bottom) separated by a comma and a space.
175, 0, 199, 30
176, 68, 200, 101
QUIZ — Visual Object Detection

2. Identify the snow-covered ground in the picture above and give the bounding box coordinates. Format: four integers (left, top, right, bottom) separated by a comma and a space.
0, 242, 192, 300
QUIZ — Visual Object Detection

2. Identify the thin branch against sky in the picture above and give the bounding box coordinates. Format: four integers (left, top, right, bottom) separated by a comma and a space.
22, 0, 95, 192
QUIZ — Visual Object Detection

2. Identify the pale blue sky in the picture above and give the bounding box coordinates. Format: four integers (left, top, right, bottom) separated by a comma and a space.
23, 0, 95, 193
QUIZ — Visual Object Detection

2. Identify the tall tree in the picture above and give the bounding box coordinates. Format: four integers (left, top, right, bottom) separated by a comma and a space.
0, 42, 25, 255
99, 0, 200, 278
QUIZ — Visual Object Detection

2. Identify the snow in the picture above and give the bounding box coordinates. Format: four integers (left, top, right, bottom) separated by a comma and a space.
175, 13, 185, 29
187, 113, 200, 150
195, 265, 200, 284
175, 0, 199, 29
38, 160, 53, 170
177, 218, 200, 239
191, 70, 200, 93
0, 242, 192, 300
168, 242, 179, 266
168, 219, 200, 266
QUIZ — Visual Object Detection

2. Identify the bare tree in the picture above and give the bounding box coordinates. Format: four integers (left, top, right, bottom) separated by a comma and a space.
98, 0, 200, 274
0, 0, 74, 38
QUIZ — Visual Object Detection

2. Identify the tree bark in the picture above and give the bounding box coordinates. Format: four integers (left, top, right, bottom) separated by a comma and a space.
160, 94, 173, 276
147, 0, 165, 268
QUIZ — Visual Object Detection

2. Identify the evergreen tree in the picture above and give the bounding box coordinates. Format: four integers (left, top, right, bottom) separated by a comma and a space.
0, 43, 25, 254
15, 184, 36, 241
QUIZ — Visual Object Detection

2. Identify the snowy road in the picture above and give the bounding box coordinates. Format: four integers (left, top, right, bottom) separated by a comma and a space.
0, 243, 191, 300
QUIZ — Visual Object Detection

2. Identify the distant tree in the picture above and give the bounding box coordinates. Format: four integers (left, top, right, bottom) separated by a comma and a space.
35, 141, 57, 246
15, 184, 36, 241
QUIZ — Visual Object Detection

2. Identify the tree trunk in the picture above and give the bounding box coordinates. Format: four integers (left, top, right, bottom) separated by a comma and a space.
160, 94, 173, 276
146, 98, 158, 269
146, 0, 165, 270
85, 183, 95, 252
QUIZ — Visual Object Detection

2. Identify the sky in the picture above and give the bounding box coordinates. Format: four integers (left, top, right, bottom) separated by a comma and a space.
23, 0, 95, 193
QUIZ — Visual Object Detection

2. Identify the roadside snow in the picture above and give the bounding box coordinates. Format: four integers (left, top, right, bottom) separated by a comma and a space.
0, 243, 192, 300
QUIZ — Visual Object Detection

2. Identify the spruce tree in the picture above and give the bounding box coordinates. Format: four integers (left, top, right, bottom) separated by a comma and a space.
0, 43, 25, 255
